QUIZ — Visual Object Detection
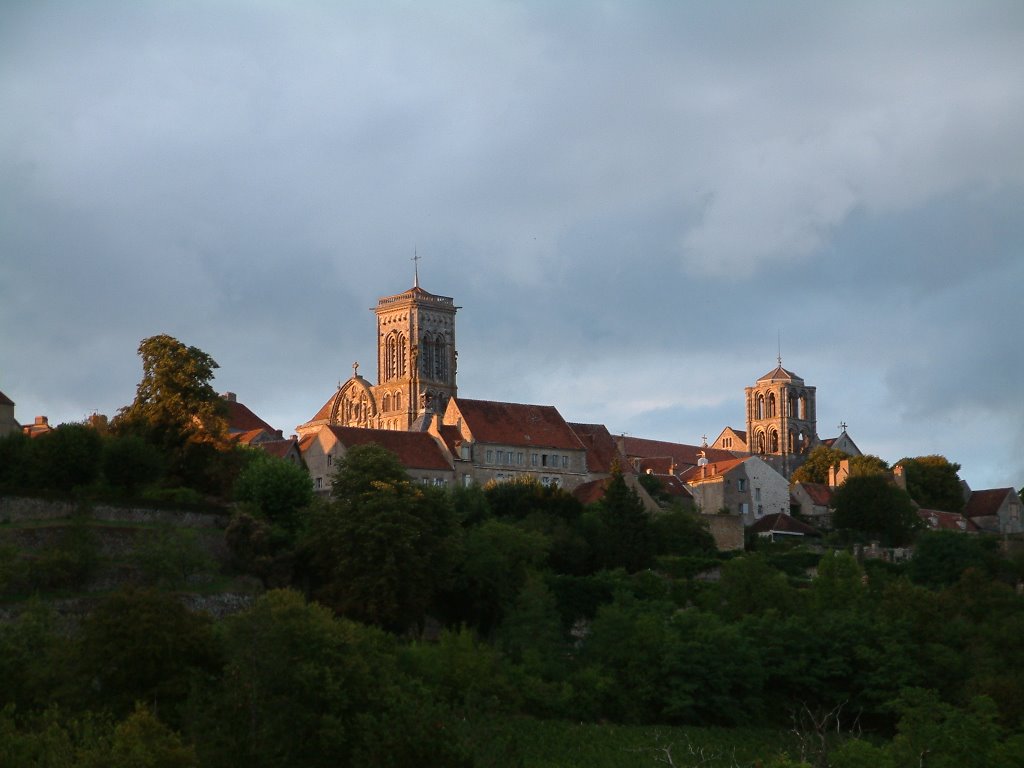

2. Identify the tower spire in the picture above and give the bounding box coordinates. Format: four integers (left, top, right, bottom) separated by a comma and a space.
411, 248, 420, 288
777, 330, 782, 367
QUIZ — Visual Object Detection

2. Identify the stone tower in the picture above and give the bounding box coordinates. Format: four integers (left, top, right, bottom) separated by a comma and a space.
372, 276, 459, 430
744, 361, 817, 476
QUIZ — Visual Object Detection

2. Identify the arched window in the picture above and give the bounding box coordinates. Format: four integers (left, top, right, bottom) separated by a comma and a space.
767, 393, 776, 418
433, 336, 447, 380
798, 394, 807, 420
385, 333, 399, 380
788, 431, 795, 452
787, 393, 797, 418
421, 333, 435, 378
382, 393, 392, 412
397, 335, 406, 377
756, 394, 765, 420
770, 430, 779, 453
756, 431, 766, 454
394, 391, 402, 411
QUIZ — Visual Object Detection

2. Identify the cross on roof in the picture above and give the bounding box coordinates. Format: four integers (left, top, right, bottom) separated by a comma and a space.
411, 248, 421, 287
839, 421, 847, 432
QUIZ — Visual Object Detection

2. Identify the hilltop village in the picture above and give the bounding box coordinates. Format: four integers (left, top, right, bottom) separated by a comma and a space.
6, 276, 1017, 552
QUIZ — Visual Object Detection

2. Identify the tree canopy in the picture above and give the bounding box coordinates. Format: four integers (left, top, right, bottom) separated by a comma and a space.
897, 454, 965, 512
832, 474, 920, 546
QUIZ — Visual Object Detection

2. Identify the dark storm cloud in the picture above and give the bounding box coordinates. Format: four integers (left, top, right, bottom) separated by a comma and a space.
1, 1, 1022, 489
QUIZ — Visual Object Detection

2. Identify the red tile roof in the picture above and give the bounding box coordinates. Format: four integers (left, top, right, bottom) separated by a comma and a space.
436, 424, 464, 455
259, 439, 300, 460
622, 436, 735, 472
568, 422, 623, 474
573, 478, 611, 506
749, 513, 821, 536
917, 509, 978, 532
796, 482, 834, 507
678, 457, 750, 483
964, 488, 1017, 519
648, 473, 693, 499
452, 398, 584, 451
232, 428, 269, 446
325, 426, 453, 471
224, 398, 277, 434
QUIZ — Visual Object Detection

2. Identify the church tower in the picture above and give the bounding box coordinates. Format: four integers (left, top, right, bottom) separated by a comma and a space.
744, 361, 817, 475
372, 274, 459, 430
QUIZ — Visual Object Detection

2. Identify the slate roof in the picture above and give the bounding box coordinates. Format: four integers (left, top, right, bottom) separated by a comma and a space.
757, 365, 804, 384
323, 426, 453, 471
568, 422, 623, 474
452, 398, 584, 451
622, 436, 735, 473
224, 398, 277, 434
964, 488, 1017, 519
749, 513, 821, 537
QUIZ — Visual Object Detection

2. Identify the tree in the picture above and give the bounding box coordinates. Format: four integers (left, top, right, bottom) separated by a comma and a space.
650, 508, 717, 557
591, 467, 654, 572
112, 335, 230, 490
70, 587, 220, 722
897, 455, 965, 512
791, 445, 849, 484
29, 423, 103, 492
233, 452, 313, 532
908, 530, 997, 588
847, 454, 889, 477
832, 474, 920, 546
101, 434, 164, 495
309, 445, 459, 631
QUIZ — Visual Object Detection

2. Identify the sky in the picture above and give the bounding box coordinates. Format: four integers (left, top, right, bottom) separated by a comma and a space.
1, 1, 1022, 491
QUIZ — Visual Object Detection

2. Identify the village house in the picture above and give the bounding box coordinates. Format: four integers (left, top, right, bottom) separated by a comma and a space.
679, 455, 791, 527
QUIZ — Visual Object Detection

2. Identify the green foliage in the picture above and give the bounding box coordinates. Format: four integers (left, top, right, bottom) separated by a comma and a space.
232, 452, 312, 532
105, 704, 198, 768
650, 508, 717, 556
133, 525, 214, 588
309, 445, 460, 630
444, 518, 549, 634
193, 589, 469, 768
101, 434, 164, 495
791, 445, 849, 484
224, 510, 296, 587
29, 423, 103, 492
908, 530, 997, 587
897, 454, 965, 513
712, 553, 796, 620
70, 587, 220, 722
485, 476, 582, 523
329, 442, 409, 497
848, 453, 889, 477
0, 430, 32, 489
0, 601, 63, 712
21, 509, 102, 592
810, 551, 865, 611
832, 474, 920, 546
591, 469, 654, 572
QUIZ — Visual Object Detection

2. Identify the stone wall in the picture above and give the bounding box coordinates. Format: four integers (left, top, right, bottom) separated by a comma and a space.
0, 495, 227, 528
703, 512, 744, 551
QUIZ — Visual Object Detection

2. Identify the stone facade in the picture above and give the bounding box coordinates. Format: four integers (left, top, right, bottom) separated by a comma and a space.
745, 363, 818, 477
682, 455, 790, 527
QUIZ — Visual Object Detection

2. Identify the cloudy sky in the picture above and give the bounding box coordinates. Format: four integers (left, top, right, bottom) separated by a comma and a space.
2, 1, 1022, 490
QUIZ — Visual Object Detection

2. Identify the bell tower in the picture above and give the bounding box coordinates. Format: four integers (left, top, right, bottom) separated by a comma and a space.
372, 271, 458, 430
745, 360, 817, 475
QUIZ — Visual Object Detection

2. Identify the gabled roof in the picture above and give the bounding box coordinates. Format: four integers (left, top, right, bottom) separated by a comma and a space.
647, 473, 693, 499
436, 424, 464, 456
568, 422, 623, 474
963, 488, 1018, 519
0, 389, 14, 406
305, 376, 374, 425
757, 365, 804, 384
323, 426, 453, 471
795, 482, 834, 507
918, 508, 978, 532
451, 398, 584, 451
232, 428, 271, 446
224, 398, 277, 434
622, 436, 735, 473
678, 456, 751, 483
749, 513, 821, 537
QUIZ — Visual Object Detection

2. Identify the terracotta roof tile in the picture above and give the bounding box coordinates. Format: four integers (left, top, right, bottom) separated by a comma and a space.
917, 508, 978, 532
622, 436, 735, 472
452, 398, 584, 451
964, 488, 1017, 519
679, 457, 751, 483
325, 426, 453, 471
568, 422, 623, 474
224, 398, 277, 434
259, 439, 299, 460
797, 482, 834, 507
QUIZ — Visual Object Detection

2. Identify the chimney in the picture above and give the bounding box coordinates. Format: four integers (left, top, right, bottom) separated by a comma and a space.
35, 415, 48, 426
222, 392, 237, 402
